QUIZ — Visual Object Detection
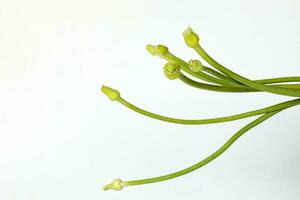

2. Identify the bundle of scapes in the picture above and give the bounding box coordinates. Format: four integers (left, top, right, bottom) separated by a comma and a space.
102, 27, 300, 191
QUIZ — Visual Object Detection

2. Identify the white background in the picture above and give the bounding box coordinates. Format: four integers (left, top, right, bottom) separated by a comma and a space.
0, 0, 299, 199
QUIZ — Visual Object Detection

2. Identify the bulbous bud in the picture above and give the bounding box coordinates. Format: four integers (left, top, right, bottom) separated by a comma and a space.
101, 85, 120, 101
156, 45, 169, 57
146, 44, 169, 58
163, 62, 181, 80
103, 179, 124, 191
183, 27, 199, 48
188, 59, 203, 72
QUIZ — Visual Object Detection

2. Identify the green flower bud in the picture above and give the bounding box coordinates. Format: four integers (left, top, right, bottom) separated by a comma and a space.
146, 44, 156, 56
103, 179, 124, 191
146, 44, 169, 58
188, 59, 203, 72
163, 62, 181, 80
183, 27, 199, 48
101, 85, 120, 101
156, 45, 169, 56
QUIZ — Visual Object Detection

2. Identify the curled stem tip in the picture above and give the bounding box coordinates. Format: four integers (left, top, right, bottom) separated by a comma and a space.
103, 179, 126, 191
163, 62, 181, 80
101, 85, 120, 101
146, 44, 169, 58
188, 59, 204, 72
183, 26, 200, 48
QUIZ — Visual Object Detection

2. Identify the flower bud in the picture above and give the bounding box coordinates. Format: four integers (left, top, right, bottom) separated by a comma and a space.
101, 85, 120, 101
146, 44, 169, 58
163, 62, 181, 80
103, 179, 124, 191
183, 27, 199, 48
146, 44, 156, 55
188, 59, 203, 72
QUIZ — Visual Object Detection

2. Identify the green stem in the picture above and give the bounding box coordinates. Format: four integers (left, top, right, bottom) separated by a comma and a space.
202, 66, 300, 86
194, 45, 300, 97
122, 109, 283, 188
202, 66, 240, 83
179, 74, 256, 92
273, 84, 300, 89
180, 74, 300, 92
256, 76, 300, 84
116, 94, 300, 125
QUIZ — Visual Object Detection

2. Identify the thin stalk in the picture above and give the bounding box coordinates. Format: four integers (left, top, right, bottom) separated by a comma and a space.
116, 94, 300, 125
105, 109, 285, 190
179, 74, 256, 93
271, 84, 300, 89
202, 66, 240, 83
256, 76, 300, 84
194, 45, 300, 97
202, 66, 300, 86
180, 74, 300, 92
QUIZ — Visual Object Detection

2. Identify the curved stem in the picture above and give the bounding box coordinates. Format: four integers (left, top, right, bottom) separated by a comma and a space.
121, 109, 284, 188
202, 66, 240, 83
202, 66, 300, 86
271, 83, 300, 89
256, 76, 300, 84
180, 74, 300, 92
194, 45, 300, 97
179, 74, 256, 92
116, 94, 300, 125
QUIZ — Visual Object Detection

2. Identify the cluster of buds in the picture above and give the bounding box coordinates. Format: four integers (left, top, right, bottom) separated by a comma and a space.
102, 26, 300, 191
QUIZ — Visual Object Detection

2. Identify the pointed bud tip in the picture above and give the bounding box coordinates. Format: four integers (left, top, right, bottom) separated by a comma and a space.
101, 85, 120, 101
146, 44, 156, 55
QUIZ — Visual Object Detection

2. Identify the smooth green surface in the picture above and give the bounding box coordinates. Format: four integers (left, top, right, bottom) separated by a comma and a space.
120, 109, 284, 188
194, 45, 300, 97
201, 66, 300, 86
179, 74, 300, 92
116, 95, 300, 125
